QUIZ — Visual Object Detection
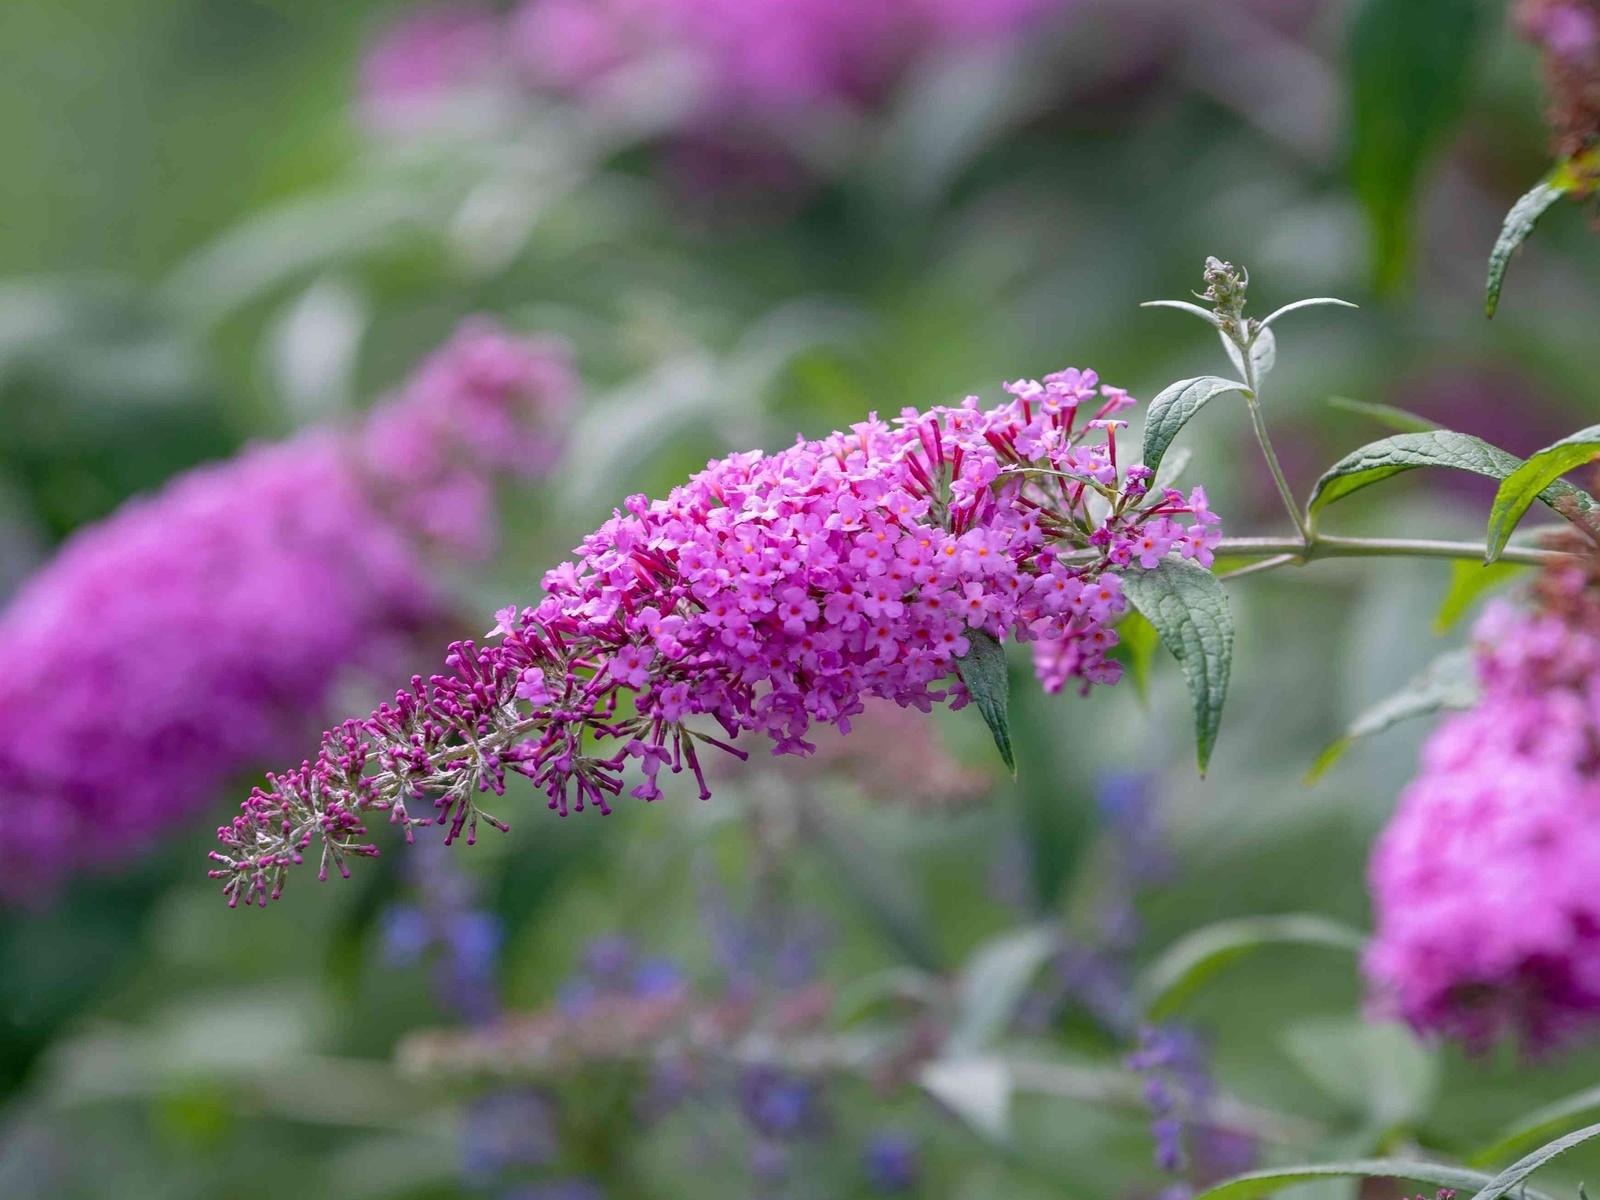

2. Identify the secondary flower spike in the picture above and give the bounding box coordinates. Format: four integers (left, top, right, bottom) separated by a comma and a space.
0, 319, 572, 901
1367, 544, 1600, 1049
213, 370, 1221, 907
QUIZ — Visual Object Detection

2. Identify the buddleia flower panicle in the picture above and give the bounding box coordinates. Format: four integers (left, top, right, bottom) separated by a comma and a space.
0, 318, 571, 901
1367, 539, 1600, 1050
1515, 0, 1600, 181
214, 368, 1222, 907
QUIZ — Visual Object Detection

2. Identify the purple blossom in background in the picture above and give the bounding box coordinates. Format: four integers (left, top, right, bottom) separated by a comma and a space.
215, 371, 1222, 906
460, 1087, 560, 1185
0, 319, 571, 901
510, 0, 1071, 118
363, 0, 1076, 135
1128, 1024, 1215, 1187
381, 839, 504, 1023
863, 1130, 919, 1193
360, 2, 503, 126
1367, 549, 1600, 1049
1515, 0, 1600, 168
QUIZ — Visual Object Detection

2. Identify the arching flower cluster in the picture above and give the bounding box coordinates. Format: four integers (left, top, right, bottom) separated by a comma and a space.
0, 319, 572, 900
213, 369, 1221, 907
361, 0, 1074, 130
1367, 547, 1600, 1049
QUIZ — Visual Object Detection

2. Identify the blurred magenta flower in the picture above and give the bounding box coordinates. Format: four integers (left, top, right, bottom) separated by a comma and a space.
1367, 548, 1600, 1049
360, 2, 504, 126
212, 371, 1220, 906
0, 319, 572, 901
1515, 0, 1600, 166
363, 0, 1076, 138
510, 0, 1070, 118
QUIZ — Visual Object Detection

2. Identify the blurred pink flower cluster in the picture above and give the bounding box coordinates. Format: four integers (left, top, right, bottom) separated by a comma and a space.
1516, 0, 1600, 173
212, 368, 1220, 907
0, 319, 572, 900
1367, 548, 1600, 1049
361, 0, 1073, 128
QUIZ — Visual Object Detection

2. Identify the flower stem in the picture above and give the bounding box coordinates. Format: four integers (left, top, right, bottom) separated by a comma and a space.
1060, 535, 1565, 573
1239, 336, 1311, 545
1218, 534, 1566, 568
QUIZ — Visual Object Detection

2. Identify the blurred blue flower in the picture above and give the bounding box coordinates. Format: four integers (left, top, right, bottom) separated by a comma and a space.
738, 1067, 820, 1139
380, 904, 431, 968
461, 1088, 558, 1184
863, 1130, 919, 1193
632, 957, 683, 997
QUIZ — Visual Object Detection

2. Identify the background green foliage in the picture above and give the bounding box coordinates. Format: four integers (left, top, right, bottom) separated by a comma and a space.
4, 0, 1600, 1197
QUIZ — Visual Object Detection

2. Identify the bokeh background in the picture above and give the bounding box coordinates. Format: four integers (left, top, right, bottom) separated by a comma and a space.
2, 0, 1600, 1197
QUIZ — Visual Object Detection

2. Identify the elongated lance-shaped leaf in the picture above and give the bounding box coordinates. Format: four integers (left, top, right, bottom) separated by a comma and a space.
1306, 648, 1478, 783
1486, 173, 1574, 318
1468, 1121, 1600, 1200
1140, 299, 1221, 326
1195, 1162, 1553, 1200
1326, 395, 1440, 434
945, 925, 1060, 1057
1249, 325, 1276, 380
1115, 610, 1160, 703
1135, 914, 1367, 1020
1261, 297, 1359, 328
1306, 431, 1600, 529
1122, 558, 1233, 774
956, 627, 1013, 774
1141, 376, 1250, 479
1472, 1084, 1600, 1167
1486, 425, 1600, 562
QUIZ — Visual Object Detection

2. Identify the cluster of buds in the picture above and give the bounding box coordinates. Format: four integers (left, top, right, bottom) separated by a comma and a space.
212, 370, 1221, 906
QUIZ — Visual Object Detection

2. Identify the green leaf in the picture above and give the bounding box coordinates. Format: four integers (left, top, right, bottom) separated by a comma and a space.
1141, 376, 1250, 479
918, 1057, 1011, 1143
809, 804, 943, 972
1116, 610, 1161, 703
1153, 445, 1194, 495
1435, 560, 1526, 634
1250, 325, 1277, 380
957, 627, 1014, 775
1326, 395, 1441, 434
1216, 328, 1273, 383
1306, 648, 1477, 783
1346, 0, 1481, 293
1135, 914, 1366, 1021
1486, 175, 1573, 318
1196, 1161, 1548, 1200
1261, 297, 1360, 328
1122, 558, 1234, 774
1468, 1122, 1600, 1200
1471, 1085, 1600, 1168
1305, 431, 1600, 529
945, 925, 1060, 1057
1486, 425, 1600, 562
1281, 1018, 1438, 1132
1140, 299, 1221, 326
